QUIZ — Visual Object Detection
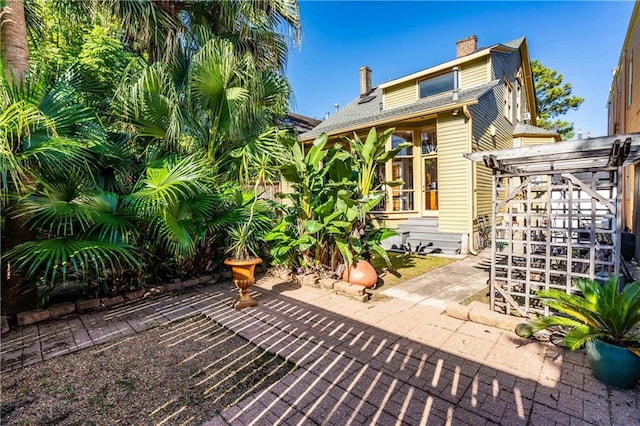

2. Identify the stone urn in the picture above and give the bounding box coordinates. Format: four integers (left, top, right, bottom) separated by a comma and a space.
223, 258, 263, 309
342, 260, 377, 288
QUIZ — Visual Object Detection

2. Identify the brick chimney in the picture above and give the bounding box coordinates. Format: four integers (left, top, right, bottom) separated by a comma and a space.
359, 66, 372, 97
456, 35, 478, 58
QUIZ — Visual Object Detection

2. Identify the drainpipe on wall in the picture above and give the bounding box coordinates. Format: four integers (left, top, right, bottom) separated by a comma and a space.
462, 105, 479, 256
452, 66, 459, 102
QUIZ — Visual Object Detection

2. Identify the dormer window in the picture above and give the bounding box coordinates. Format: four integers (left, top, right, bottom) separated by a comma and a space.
419, 72, 455, 99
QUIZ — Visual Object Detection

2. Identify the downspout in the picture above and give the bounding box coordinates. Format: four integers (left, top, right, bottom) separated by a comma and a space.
452, 66, 460, 101
463, 105, 479, 255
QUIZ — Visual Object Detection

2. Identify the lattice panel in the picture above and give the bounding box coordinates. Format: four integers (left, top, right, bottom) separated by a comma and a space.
490, 171, 620, 317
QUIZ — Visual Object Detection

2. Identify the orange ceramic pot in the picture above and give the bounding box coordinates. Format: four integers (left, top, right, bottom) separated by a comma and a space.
342, 260, 377, 288
224, 258, 263, 309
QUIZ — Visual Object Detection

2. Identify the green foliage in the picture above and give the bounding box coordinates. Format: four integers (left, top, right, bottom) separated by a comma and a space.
1, 0, 298, 307
518, 277, 640, 351
532, 59, 584, 140
266, 128, 403, 273
78, 26, 135, 101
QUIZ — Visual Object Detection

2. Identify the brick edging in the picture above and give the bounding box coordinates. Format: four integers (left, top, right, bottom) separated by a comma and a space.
6, 274, 220, 332
272, 272, 370, 302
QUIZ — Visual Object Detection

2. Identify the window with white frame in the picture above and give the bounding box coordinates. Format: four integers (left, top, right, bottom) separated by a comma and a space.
516, 82, 522, 122
503, 80, 513, 122
418, 72, 455, 99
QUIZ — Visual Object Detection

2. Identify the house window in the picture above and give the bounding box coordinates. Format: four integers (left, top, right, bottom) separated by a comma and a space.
421, 128, 438, 211
503, 80, 513, 122
516, 82, 522, 122
419, 72, 455, 99
628, 53, 633, 108
421, 128, 437, 154
391, 131, 414, 211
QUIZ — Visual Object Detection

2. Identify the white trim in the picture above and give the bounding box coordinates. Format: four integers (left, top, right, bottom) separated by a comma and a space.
627, 51, 633, 108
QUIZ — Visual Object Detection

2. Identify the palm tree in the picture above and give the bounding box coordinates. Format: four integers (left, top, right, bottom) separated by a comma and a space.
0, 0, 29, 84
113, 38, 291, 164
0, 67, 129, 313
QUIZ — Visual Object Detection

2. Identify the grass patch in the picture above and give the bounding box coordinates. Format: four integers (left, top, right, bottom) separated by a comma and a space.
371, 253, 454, 289
460, 286, 490, 305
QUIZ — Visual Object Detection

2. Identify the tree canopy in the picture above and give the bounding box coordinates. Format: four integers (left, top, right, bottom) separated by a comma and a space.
532, 59, 584, 140
0, 0, 302, 314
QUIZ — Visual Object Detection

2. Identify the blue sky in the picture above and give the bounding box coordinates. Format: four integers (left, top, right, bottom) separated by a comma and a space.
286, 1, 634, 138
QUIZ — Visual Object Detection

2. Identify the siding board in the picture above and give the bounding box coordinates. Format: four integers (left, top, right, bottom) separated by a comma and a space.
437, 114, 470, 233
460, 57, 488, 89
384, 80, 416, 109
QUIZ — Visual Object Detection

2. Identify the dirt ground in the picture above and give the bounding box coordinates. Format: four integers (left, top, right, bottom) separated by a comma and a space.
1, 316, 294, 425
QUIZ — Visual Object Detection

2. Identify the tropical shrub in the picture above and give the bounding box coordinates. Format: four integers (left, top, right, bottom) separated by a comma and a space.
266, 128, 410, 274
517, 277, 640, 352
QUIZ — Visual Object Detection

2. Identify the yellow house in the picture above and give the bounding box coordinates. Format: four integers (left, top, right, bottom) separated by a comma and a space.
608, 1, 640, 261
300, 35, 558, 254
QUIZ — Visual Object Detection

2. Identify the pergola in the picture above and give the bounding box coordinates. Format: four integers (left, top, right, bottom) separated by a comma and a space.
466, 134, 640, 317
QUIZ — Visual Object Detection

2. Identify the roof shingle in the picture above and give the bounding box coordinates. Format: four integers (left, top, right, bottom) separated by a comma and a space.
301, 80, 500, 139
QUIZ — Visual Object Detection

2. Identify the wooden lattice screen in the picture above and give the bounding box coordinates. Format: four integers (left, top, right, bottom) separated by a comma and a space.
490, 170, 620, 317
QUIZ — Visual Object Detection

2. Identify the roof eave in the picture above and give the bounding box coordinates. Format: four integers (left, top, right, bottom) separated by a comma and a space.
519, 38, 538, 127
299, 99, 479, 142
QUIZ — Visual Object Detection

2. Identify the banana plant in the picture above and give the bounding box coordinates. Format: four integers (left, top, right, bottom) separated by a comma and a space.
268, 128, 408, 272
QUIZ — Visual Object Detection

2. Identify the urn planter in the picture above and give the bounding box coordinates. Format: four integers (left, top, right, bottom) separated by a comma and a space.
224, 258, 262, 309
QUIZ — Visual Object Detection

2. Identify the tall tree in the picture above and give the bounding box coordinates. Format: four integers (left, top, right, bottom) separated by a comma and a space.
0, 0, 29, 84
532, 59, 584, 140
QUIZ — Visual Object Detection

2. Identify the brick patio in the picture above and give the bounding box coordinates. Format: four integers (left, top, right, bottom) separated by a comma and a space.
1, 277, 639, 425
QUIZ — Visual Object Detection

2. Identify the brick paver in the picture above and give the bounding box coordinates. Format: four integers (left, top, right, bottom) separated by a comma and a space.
1, 277, 639, 425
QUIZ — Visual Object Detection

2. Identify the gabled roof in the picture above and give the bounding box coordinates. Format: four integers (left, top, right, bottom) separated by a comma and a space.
513, 123, 560, 141
301, 80, 499, 140
378, 37, 525, 90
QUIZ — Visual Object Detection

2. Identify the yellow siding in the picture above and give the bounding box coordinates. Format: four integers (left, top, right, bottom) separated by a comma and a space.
384, 80, 416, 109
476, 163, 492, 218
520, 136, 556, 147
460, 57, 488, 89
437, 114, 470, 233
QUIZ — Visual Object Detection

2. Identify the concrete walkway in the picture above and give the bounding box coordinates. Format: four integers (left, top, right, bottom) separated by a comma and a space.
381, 251, 491, 309
2, 276, 639, 425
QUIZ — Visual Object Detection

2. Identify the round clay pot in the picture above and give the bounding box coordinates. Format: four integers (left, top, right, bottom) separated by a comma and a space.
342, 260, 377, 288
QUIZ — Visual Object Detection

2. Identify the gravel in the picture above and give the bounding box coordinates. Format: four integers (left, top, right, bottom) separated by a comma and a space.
1, 316, 295, 425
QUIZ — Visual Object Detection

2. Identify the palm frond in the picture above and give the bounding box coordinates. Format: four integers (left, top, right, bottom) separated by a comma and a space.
15, 177, 93, 236
5, 237, 140, 285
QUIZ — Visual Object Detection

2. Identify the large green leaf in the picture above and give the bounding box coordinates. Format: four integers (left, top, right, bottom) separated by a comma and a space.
5, 238, 139, 285
303, 220, 324, 234
306, 133, 328, 168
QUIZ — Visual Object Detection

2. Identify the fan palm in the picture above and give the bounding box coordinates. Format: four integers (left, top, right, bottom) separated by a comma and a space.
518, 277, 640, 350
1, 67, 137, 311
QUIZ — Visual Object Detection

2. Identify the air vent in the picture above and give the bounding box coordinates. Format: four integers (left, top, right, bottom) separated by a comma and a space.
521, 112, 531, 121
358, 95, 376, 104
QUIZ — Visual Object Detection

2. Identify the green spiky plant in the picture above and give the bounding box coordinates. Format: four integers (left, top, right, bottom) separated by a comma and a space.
518, 277, 640, 353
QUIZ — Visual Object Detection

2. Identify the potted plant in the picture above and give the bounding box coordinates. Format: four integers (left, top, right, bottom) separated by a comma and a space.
517, 277, 640, 388
224, 221, 262, 309
223, 184, 272, 309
